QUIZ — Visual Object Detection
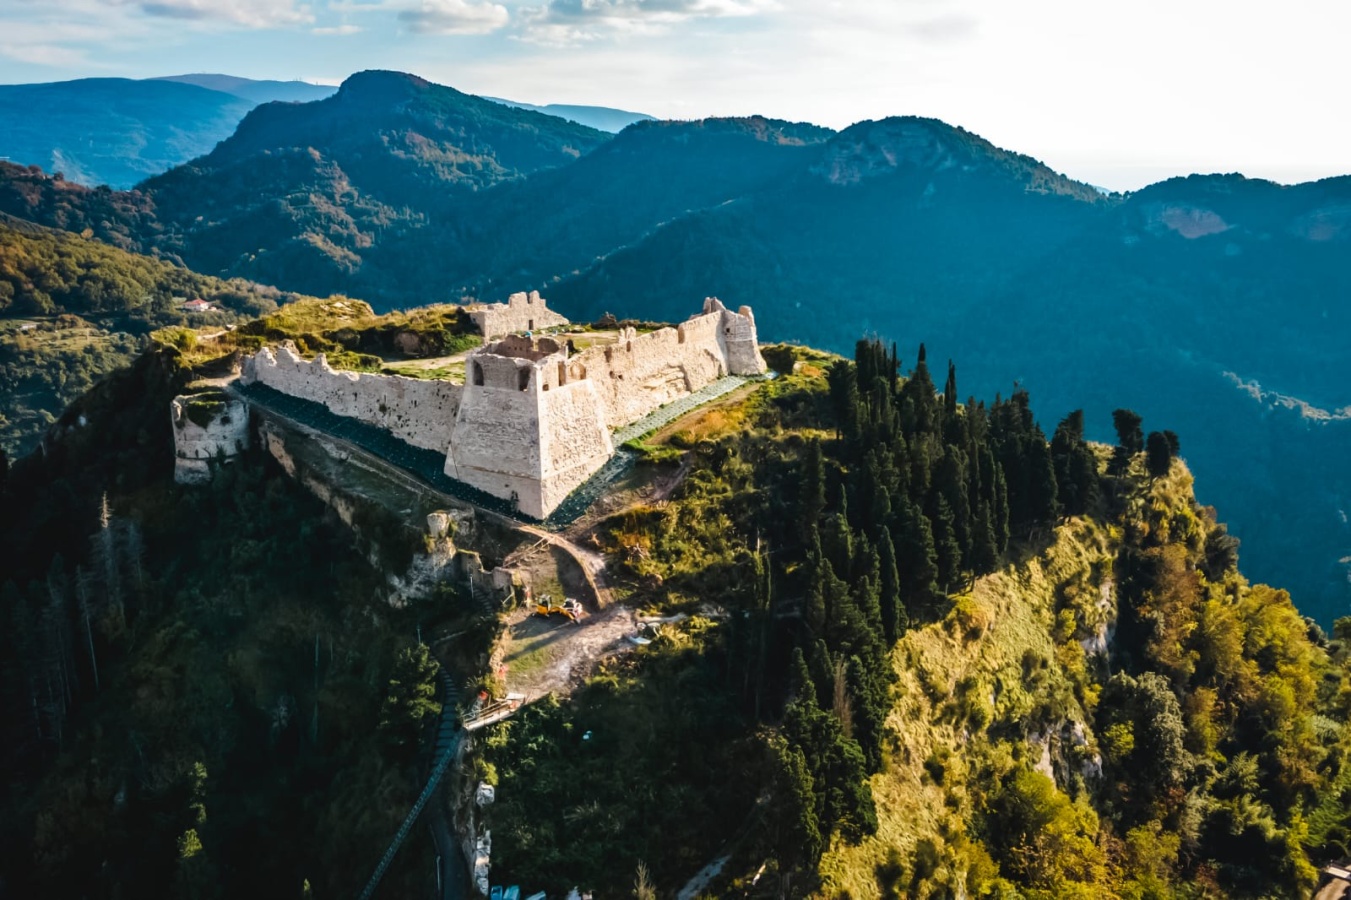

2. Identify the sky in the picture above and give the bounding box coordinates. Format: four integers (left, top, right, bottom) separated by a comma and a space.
0, 0, 1346, 191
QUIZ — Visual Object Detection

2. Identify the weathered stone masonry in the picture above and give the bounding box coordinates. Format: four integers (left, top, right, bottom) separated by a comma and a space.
231, 295, 766, 518
171, 393, 250, 484
241, 344, 464, 452
466, 290, 569, 343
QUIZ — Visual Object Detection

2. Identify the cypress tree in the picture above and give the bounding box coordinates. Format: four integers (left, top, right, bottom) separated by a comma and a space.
1145, 431, 1174, 478
851, 536, 884, 638
1112, 408, 1145, 454
804, 528, 827, 633
847, 655, 887, 771
971, 499, 999, 575
1111, 408, 1144, 474
828, 360, 861, 443
1163, 430, 1181, 457
823, 513, 853, 579
943, 360, 958, 420
896, 499, 940, 613
808, 639, 835, 711
789, 647, 817, 707
768, 737, 823, 871
935, 445, 971, 565
900, 344, 937, 436
1027, 434, 1061, 527
800, 439, 827, 542
1052, 410, 1099, 517
932, 496, 962, 592
877, 527, 905, 643
992, 464, 1011, 553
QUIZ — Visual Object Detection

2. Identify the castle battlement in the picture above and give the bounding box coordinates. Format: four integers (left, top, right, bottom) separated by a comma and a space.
232, 295, 766, 518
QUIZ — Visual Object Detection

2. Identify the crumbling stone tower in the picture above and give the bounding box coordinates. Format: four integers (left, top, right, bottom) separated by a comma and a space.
171, 392, 250, 484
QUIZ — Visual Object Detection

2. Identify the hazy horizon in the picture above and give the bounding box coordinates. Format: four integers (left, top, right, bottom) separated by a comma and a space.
1, 0, 1347, 192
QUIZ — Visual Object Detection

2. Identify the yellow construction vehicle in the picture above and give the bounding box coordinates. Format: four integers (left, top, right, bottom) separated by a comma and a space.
533, 597, 584, 623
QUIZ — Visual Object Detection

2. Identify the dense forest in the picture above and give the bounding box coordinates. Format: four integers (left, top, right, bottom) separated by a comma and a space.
480, 341, 1351, 897
0, 322, 1346, 897
0, 217, 303, 457
0, 343, 465, 897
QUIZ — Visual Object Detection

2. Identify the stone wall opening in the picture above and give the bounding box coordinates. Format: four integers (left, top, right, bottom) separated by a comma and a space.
473, 362, 485, 386
517, 368, 530, 392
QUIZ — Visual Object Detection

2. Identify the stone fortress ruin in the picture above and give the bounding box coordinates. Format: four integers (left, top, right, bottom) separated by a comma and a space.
170, 391, 250, 484
178, 292, 767, 518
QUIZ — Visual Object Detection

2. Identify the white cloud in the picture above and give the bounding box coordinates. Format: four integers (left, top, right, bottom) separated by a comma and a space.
133, 0, 314, 27
519, 0, 774, 44
312, 23, 362, 33
0, 42, 92, 67
397, 0, 509, 34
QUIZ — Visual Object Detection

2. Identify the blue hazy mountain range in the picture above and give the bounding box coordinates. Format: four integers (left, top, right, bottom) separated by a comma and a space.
0, 69, 1346, 627
0, 73, 652, 190
483, 96, 654, 132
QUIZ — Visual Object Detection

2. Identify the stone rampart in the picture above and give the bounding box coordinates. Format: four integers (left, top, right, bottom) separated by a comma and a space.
171, 393, 250, 484
241, 343, 462, 452
467, 290, 569, 342
235, 295, 764, 519
572, 297, 767, 429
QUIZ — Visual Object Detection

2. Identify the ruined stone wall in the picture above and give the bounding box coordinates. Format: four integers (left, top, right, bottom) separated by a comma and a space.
713, 299, 768, 376
467, 290, 569, 342
238, 296, 764, 519
171, 393, 250, 484
241, 343, 462, 452
572, 298, 766, 429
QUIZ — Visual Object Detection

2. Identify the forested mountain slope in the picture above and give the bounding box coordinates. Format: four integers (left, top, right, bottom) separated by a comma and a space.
0, 78, 255, 190
0, 74, 1346, 622
478, 341, 1351, 898
0, 216, 306, 456
2, 325, 1347, 898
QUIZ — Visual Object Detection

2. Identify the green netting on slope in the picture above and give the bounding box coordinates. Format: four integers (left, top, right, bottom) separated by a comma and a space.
612, 375, 751, 445
236, 372, 766, 529
236, 381, 534, 521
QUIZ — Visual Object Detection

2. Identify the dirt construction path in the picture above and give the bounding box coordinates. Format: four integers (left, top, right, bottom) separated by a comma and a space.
496, 603, 637, 700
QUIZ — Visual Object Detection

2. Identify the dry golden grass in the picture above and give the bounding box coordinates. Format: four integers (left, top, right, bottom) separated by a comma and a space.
817, 517, 1116, 898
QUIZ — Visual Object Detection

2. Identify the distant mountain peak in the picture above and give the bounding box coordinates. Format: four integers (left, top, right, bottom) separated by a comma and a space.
336, 69, 438, 103
813, 115, 1103, 201
814, 116, 975, 184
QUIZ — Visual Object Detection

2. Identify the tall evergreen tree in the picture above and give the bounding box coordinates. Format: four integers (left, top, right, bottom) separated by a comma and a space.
934, 445, 972, 565
799, 439, 827, 542
1112, 409, 1145, 454
971, 500, 1000, 575
1051, 410, 1100, 517
1145, 431, 1174, 478
932, 496, 962, 591
896, 499, 940, 613
767, 736, 823, 872
877, 527, 906, 643
828, 360, 861, 443
1111, 408, 1144, 476
1027, 434, 1061, 527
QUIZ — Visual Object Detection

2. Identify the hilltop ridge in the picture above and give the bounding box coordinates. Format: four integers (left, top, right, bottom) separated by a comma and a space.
0, 70, 1348, 621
